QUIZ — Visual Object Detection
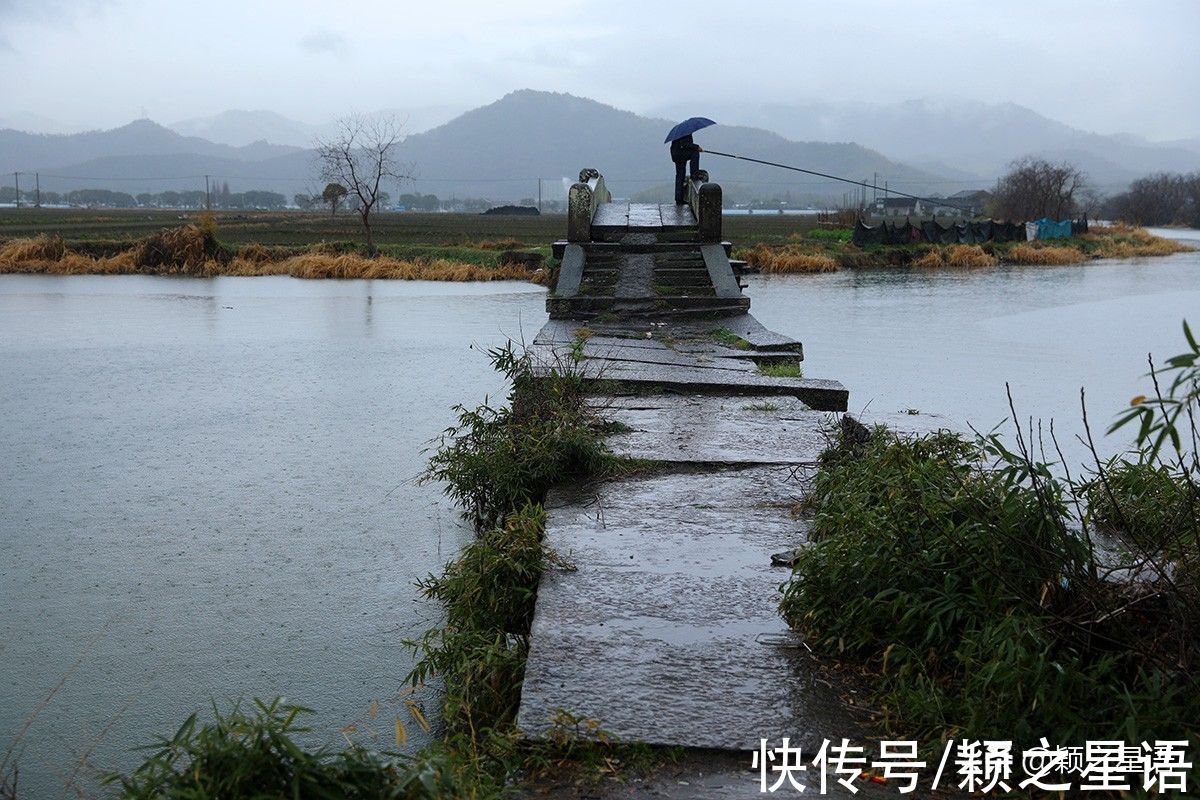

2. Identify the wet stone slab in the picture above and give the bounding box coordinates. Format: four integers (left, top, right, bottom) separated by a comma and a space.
517, 467, 865, 751
595, 394, 835, 465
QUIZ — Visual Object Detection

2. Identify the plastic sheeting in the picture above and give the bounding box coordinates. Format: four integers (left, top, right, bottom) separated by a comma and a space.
852, 217, 1086, 247
1035, 218, 1073, 239
853, 219, 1027, 246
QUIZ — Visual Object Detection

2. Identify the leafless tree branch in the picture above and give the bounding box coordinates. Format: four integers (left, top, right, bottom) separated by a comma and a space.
314, 114, 414, 254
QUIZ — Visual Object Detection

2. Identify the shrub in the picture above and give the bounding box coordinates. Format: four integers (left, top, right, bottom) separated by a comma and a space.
1089, 460, 1199, 555
423, 342, 616, 531
781, 424, 1197, 745
103, 698, 443, 798
409, 505, 549, 734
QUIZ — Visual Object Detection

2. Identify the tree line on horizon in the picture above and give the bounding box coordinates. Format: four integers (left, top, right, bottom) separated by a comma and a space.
3, 159, 1197, 230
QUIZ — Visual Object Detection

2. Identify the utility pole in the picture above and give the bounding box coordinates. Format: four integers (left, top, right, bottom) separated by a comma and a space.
13, 172, 19, 209
205, 175, 211, 211
537, 178, 542, 213
873, 172, 878, 203
35, 172, 40, 207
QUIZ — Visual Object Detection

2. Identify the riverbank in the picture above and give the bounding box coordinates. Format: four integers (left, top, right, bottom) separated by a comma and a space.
2, 215, 1190, 283
0, 226, 552, 282
737, 223, 1193, 273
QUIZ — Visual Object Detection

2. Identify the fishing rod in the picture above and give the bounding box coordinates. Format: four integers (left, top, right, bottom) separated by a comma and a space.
702, 149, 976, 215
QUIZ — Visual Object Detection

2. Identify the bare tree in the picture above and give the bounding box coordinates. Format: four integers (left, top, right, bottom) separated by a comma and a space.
1105, 171, 1200, 226
990, 157, 1089, 221
315, 115, 411, 254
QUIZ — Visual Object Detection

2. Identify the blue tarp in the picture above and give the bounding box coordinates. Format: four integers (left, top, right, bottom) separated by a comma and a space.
1035, 218, 1073, 239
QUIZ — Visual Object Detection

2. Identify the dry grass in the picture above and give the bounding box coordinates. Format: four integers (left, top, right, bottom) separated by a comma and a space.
476, 238, 524, 250
913, 245, 1004, 269
230, 254, 538, 281
237, 242, 279, 263
1006, 244, 1087, 266
0, 234, 67, 263
0, 226, 542, 282
129, 225, 218, 271
739, 243, 839, 273
1085, 226, 1192, 259
945, 245, 999, 267
910, 249, 946, 268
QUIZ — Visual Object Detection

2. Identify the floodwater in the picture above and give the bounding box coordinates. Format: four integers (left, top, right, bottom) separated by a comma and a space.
2, 229, 1199, 795
0, 277, 548, 796
749, 227, 1200, 463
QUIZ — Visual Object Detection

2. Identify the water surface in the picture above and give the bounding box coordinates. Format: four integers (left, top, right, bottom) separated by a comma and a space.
0, 276, 547, 795
749, 227, 1200, 462
3, 231, 1199, 795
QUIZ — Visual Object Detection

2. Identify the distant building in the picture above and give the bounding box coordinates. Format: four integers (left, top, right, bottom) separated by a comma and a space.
932, 189, 993, 217
871, 196, 924, 217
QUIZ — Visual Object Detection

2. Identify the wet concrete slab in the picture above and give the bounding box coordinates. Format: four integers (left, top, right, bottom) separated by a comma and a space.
530, 319, 847, 411
518, 467, 866, 752
593, 203, 630, 228
613, 253, 656, 299
596, 395, 835, 465
659, 203, 697, 228
627, 204, 664, 229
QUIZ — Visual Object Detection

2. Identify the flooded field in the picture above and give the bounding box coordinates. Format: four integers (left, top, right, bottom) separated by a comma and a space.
2, 232, 1198, 794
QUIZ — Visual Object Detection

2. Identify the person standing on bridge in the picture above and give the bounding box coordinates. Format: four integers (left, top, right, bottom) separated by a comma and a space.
664, 117, 716, 205
670, 134, 702, 205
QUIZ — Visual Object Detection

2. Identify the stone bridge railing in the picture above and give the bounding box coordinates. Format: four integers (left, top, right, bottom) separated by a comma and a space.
566, 167, 723, 243
567, 169, 612, 242
687, 171, 722, 243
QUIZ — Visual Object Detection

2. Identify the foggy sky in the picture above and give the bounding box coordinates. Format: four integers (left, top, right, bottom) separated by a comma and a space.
1, 0, 1197, 141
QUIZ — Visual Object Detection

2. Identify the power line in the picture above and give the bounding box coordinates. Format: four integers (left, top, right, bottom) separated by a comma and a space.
703, 149, 978, 213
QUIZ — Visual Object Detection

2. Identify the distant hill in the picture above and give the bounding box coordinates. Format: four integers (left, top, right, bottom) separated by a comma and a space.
650, 97, 1200, 190
170, 110, 322, 149
18, 91, 1194, 203
391, 90, 943, 204
11, 92, 946, 203
0, 112, 84, 135
0, 119, 301, 176
168, 106, 469, 148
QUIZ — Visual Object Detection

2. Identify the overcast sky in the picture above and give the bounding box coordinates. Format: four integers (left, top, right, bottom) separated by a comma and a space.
1, 0, 1197, 140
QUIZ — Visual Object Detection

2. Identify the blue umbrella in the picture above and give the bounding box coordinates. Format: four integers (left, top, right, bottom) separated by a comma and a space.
664, 117, 716, 143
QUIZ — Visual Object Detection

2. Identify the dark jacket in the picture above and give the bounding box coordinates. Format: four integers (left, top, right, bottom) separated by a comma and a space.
670, 134, 701, 164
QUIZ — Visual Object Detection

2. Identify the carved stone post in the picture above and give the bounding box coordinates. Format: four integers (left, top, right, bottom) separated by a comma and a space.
567, 169, 610, 243
698, 183, 722, 243
567, 182, 593, 242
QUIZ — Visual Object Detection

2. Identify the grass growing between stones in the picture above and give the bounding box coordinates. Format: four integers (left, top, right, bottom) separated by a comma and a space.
710, 326, 753, 350
758, 361, 804, 378
781, 323, 1200, 757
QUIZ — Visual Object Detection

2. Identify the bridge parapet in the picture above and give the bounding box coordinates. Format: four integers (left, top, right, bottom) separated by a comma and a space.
687, 171, 722, 243
567, 168, 612, 242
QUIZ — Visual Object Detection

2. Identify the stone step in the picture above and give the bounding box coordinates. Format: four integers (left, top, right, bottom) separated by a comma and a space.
547, 295, 751, 319
553, 240, 732, 259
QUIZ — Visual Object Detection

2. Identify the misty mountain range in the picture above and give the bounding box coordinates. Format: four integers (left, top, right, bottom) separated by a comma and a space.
651, 97, 1200, 189
2, 90, 1196, 204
